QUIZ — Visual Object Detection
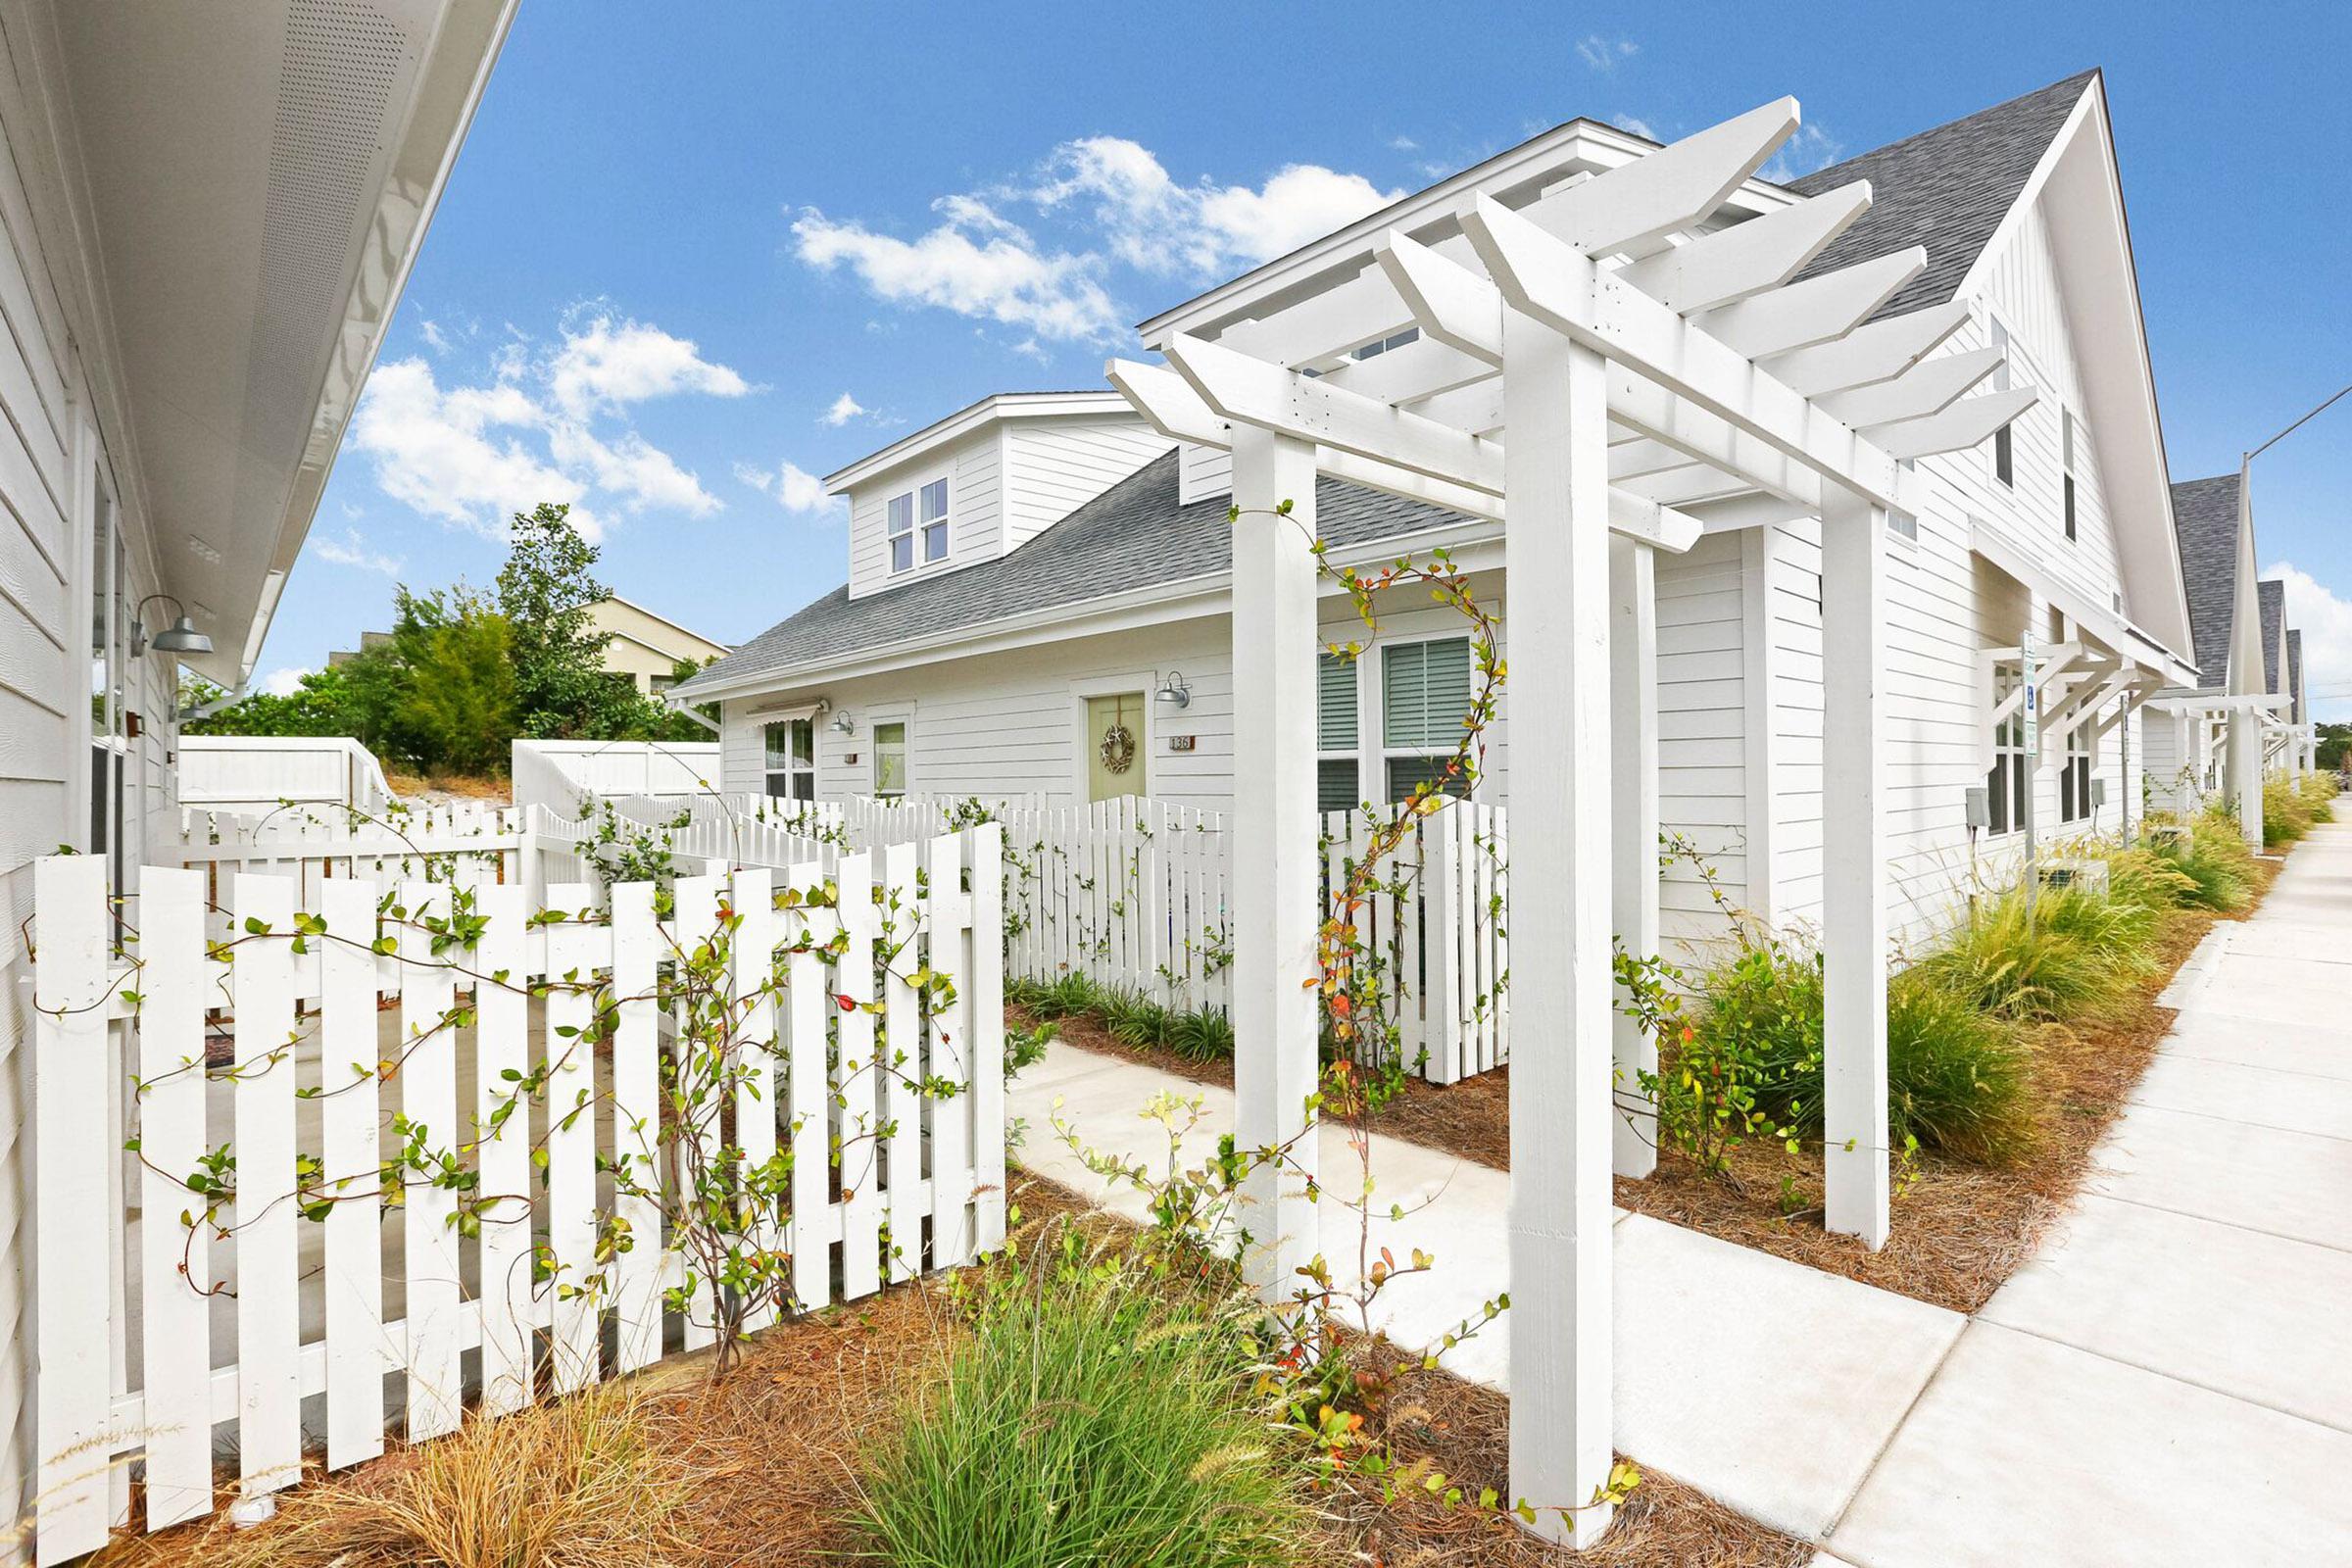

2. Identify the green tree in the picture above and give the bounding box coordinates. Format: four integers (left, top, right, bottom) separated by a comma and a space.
182, 668, 355, 738
497, 502, 637, 739
393, 585, 515, 774
2320, 722, 2351, 773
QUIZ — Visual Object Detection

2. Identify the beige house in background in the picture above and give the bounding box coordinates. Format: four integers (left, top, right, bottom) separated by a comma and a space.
583, 595, 730, 692
334, 593, 728, 693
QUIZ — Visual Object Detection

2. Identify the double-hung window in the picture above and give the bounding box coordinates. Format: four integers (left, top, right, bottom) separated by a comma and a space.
2061, 410, 2079, 542
1382, 637, 1475, 802
1986, 667, 2030, 835
872, 720, 908, 798
1989, 318, 2015, 488
763, 718, 815, 801
1315, 652, 1360, 812
2058, 722, 2092, 823
887, 478, 950, 574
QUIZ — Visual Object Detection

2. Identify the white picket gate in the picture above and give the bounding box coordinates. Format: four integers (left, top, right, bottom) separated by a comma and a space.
26, 826, 1005, 1564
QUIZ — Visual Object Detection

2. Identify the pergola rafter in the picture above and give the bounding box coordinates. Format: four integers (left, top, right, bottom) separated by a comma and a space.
1107, 95, 2028, 1547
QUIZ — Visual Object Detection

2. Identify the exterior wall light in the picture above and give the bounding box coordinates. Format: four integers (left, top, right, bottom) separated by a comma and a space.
833, 710, 856, 735
136, 595, 214, 656
1155, 671, 1192, 709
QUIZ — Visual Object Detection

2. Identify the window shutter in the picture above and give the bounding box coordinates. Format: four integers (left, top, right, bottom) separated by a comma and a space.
1317, 653, 1357, 750
1383, 638, 1473, 750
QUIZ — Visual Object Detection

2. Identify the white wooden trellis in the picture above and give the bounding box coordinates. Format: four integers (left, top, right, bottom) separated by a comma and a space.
27, 831, 1004, 1564
1112, 95, 2031, 1544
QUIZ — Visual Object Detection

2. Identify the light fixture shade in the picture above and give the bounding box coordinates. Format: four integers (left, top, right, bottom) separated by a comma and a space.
1154, 671, 1192, 709
832, 710, 855, 734
150, 614, 213, 655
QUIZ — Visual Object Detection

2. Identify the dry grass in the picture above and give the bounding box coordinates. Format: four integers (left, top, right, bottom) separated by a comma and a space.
384, 769, 512, 805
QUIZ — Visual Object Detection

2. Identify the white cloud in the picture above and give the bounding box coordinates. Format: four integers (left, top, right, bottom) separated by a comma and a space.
1030, 136, 1405, 279
1577, 35, 1638, 70
1761, 123, 1845, 183
419, 319, 451, 355
792, 200, 1123, 344
2263, 561, 2352, 720
349, 307, 752, 541
260, 666, 311, 698
821, 391, 869, 427
311, 528, 403, 576
735, 459, 841, 519
1610, 113, 1660, 142
790, 135, 1405, 350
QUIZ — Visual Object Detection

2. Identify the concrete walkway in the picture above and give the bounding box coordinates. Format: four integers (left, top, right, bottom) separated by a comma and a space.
1821, 820, 2352, 1568
1012, 1041, 1966, 1543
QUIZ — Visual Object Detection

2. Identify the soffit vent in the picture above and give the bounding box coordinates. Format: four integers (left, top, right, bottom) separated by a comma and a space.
240, 0, 416, 475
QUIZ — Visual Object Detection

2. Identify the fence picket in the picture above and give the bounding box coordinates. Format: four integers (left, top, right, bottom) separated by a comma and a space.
670, 873, 722, 1352
318, 877, 388, 1465
233, 872, 303, 1495
609, 882, 663, 1372
397, 880, 464, 1439
927, 831, 974, 1268
543, 883, 601, 1392
881, 842, 921, 1284
471, 882, 533, 1414
969, 825, 1006, 1252
836, 854, 884, 1298
730, 867, 780, 1335
782, 862, 830, 1313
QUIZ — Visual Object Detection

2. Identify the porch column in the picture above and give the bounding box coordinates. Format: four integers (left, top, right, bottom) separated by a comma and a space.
1502, 310, 1615, 1547
1228, 424, 1320, 1295
1609, 532, 1658, 1179
2229, 709, 2262, 850
1821, 486, 1890, 1249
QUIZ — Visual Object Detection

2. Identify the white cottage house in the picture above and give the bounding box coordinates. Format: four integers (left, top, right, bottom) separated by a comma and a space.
678, 71, 2200, 954
0, 0, 514, 1545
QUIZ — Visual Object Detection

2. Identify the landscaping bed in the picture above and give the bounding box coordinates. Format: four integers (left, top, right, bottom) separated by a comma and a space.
93, 1171, 1804, 1568
1020, 813, 2301, 1316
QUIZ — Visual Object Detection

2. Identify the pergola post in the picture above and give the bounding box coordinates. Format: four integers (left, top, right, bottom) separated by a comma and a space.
1228, 424, 1321, 1296
1502, 310, 1615, 1546
1609, 532, 1659, 1179
1820, 486, 1890, 1249
2228, 709, 2262, 850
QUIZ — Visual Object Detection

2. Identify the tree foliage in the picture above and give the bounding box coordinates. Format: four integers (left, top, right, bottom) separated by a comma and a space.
186, 502, 712, 773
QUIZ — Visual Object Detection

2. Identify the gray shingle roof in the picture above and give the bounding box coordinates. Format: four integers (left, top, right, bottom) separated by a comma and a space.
1787, 72, 2096, 320
675, 452, 1470, 696
2171, 473, 2241, 690
2288, 629, 2306, 724
2260, 578, 2286, 695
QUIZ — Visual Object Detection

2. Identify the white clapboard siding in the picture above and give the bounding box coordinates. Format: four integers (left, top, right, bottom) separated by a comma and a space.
23, 833, 1005, 1553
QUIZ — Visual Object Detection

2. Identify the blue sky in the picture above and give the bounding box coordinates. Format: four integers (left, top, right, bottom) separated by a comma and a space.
270, 2, 2352, 714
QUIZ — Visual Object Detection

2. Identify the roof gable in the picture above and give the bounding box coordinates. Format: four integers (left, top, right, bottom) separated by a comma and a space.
1788, 72, 2096, 320
2170, 473, 2241, 690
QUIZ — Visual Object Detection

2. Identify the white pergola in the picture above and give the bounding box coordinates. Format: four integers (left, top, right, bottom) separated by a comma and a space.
1109, 99, 2030, 1544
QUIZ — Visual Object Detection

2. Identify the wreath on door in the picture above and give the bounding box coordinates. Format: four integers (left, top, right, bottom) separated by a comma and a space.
1099, 722, 1136, 774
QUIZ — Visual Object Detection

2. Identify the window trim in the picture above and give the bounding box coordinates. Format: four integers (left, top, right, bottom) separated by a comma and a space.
762, 715, 817, 802
1984, 663, 2031, 838
884, 472, 952, 576
2057, 718, 2092, 825
1987, 314, 2016, 490
868, 712, 911, 799
1063, 671, 1160, 804
2060, 408, 2079, 543
1377, 630, 1480, 805
1315, 650, 1363, 813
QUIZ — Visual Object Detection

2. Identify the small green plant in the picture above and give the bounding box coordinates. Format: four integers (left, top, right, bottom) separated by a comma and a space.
1913, 879, 2152, 1023
852, 1225, 1313, 1568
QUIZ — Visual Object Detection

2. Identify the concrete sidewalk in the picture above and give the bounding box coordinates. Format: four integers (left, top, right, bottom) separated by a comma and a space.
1823, 821, 2352, 1567
1012, 1041, 1966, 1543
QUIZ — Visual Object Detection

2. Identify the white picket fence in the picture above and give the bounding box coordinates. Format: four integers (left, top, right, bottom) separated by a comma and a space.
534, 789, 1509, 1081
27, 827, 1005, 1562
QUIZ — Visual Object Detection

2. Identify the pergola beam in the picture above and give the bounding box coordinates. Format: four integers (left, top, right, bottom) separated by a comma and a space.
1614, 180, 1873, 312
1867, 385, 2040, 462
1527, 96, 1798, 257
1760, 299, 1970, 398
1692, 246, 1926, 360
1817, 347, 2003, 427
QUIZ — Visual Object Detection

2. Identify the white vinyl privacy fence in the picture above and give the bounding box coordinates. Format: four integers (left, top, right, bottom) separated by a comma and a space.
539, 791, 1510, 1084
27, 827, 1004, 1563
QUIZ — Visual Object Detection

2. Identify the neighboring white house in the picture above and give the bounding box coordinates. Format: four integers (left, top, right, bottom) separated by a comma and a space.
0, 0, 514, 1545
675, 71, 2201, 954
2137, 472, 2309, 817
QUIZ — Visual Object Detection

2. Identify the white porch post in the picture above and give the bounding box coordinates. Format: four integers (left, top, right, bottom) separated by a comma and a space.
1503, 311, 1615, 1546
2229, 709, 2262, 849
1228, 424, 1320, 1295
1820, 486, 1890, 1249
1609, 533, 1659, 1179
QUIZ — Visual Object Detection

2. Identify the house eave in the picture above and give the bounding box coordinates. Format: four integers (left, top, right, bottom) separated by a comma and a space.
820, 389, 1138, 494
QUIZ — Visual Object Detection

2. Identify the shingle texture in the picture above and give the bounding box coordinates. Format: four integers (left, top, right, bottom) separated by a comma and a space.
2171, 473, 2242, 691
2260, 578, 2286, 695
2288, 629, 2306, 724
675, 452, 1470, 695
1787, 72, 2096, 320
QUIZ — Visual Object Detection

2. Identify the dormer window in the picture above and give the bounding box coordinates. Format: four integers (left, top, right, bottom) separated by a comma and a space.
888, 478, 951, 573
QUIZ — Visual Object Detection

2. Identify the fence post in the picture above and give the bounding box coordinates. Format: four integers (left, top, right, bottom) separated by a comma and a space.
970, 823, 1006, 1252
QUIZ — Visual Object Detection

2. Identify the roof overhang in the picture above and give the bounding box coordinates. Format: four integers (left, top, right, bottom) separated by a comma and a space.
1971, 517, 2198, 688
23, 0, 515, 682
822, 389, 1140, 493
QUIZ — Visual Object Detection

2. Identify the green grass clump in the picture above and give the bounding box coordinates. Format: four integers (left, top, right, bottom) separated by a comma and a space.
1913, 881, 2154, 1023
2142, 825, 2253, 911
852, 1246, 1308, 1568
2264, 772, 2316, 847
1688, 942, 2031, 1163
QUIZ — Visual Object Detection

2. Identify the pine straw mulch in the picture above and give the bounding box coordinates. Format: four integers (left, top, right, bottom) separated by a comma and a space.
1027, 856, 2283, 1315
92, 1170, 1803, 1568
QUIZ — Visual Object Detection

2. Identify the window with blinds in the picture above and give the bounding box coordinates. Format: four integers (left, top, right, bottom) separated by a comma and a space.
1383, 637, 1474, 801
1317, 652, 1360, 812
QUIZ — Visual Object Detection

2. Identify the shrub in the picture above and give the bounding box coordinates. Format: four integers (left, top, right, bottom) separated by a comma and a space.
1913, 880, 2153, 1022
1009, 971, 1102, 1020
853, 1242, 1309, 1567
2264, 772, 2315, 847
1680, 943, 2031, 1163
1167, 1005, 1236, 1062
2143, 826, 2253, 911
